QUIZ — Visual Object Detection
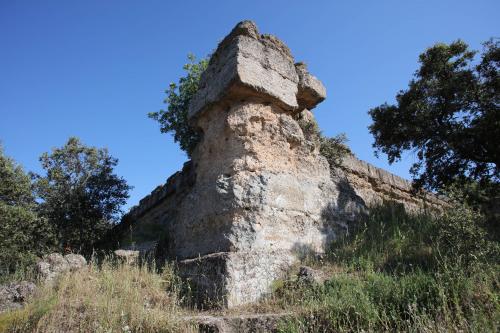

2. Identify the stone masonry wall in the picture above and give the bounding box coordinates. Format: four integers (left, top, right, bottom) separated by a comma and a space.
117, 21, 447, 308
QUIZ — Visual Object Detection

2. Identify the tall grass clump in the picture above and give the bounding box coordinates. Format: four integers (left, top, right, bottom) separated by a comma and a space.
270, 203, 499, 332
0, 258, 188, 333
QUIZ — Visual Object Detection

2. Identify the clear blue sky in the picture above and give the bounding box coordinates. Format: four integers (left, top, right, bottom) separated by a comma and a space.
1, 1, 498, 210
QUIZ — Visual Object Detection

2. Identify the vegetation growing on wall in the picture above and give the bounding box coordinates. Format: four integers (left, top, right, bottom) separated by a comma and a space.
0, 38, 497, 333
296, 111, 352, 169
149, 54, 209, 157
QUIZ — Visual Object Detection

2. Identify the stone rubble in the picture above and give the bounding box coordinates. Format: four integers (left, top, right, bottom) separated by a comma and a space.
0, 253, 87, 313
185, 313, 291, 333
114, 249, 140, 264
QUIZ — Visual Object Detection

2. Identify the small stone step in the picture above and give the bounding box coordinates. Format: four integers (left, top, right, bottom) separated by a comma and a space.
183, 313, 291, 333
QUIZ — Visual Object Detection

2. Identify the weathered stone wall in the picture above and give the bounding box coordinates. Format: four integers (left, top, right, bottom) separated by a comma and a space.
114, 161, 195, 252
119, 154, 444, 253
117, 21, 447, 308
339, 154, 446, 212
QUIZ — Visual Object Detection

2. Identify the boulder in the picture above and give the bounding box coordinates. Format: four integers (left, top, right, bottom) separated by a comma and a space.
0, 281, 36, 313
64, 253, 87, 271
36, 253, 87, 282
114, 249, 140, 264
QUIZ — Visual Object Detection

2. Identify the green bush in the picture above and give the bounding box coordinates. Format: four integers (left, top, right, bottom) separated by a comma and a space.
33, 137, 131, 254
295, 111, 352, 168
0, 146, 55, 281
149, 54, 208, 157
434, 205, 499, 268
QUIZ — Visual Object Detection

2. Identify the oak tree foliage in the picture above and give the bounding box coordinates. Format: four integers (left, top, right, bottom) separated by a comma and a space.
149, 54, 209, 157
0, 146, 54, 276
369, 39, 499, 192
33, 137, 131, 253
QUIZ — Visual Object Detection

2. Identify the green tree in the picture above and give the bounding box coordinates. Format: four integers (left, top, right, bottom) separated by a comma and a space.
149, 54, 209, 157
368, 39, 499, 192
0, 146, 54, 277
34, 138, 131, 253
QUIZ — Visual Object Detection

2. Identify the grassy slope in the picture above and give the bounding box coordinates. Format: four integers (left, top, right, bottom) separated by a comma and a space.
264, 204, 500, 332
0, 261, 194, 333
0, 203, 498, 332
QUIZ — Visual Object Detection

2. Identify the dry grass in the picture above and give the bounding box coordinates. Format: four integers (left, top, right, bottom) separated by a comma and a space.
0, 259, 194, 333
1, 203, 498, 332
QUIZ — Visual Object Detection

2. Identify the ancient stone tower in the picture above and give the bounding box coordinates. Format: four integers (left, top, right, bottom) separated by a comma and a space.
178, 21, 338, 307
117, 21, 444, 308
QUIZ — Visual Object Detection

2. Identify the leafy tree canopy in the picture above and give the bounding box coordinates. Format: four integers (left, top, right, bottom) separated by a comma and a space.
0, 145, 34, 207
34, 137, 131, 253
149, 54, 209, 157
0, 146, 54, 277
369, 39, 499, 192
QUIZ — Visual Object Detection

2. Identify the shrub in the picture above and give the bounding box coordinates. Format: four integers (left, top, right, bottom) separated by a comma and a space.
434, 205, 499, 268
0, 146, 55, 281
319, 134, 352, 169
33, 137, 131, 254
296, 111, 352, 168
149, 54, 209, 157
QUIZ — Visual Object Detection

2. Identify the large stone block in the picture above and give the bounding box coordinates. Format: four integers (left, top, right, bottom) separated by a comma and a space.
188, 21, 325, 122
179, 250, 294, 308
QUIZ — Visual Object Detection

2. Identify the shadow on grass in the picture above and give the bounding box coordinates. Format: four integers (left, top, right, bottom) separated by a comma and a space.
326, 201, 439, 274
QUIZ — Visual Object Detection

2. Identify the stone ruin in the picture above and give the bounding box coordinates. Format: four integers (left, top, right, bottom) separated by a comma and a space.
113, 21, 445, 308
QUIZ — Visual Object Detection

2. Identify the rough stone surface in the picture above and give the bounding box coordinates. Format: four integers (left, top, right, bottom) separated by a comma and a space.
295, 62, 326, 109
0, 281, 36, 313
114, 249, 140, 264
36, 253, 87, 283
297, 266, 327, 284
184, 313, 290, 333
116, 20, 448, 308
339, 154, 447, 212
65, 253, 87, 271
188, 20, 325, 121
